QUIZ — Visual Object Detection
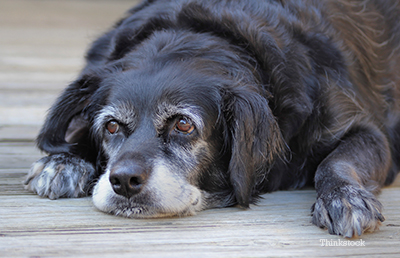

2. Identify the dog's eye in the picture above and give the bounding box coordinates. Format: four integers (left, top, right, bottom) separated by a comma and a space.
175, 117, 195, 134
106, 121, 120, 134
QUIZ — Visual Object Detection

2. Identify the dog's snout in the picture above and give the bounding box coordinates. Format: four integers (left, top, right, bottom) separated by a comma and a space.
109, 164, 147, 199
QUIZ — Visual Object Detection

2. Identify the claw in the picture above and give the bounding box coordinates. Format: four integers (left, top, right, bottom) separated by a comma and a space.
25, 153, 96, 199
311, 185, 384, 237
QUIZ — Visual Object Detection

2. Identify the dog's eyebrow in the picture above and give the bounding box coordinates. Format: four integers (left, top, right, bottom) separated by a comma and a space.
93, 103, 204, 136
94, 103, 137, 134
154, 103, 204, 132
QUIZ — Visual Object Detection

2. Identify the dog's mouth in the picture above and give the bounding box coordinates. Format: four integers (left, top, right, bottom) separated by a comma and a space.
92, 164, 205, 218
107, 196, 202, 218
110, 203, 150, 218
95, 191, 203, 219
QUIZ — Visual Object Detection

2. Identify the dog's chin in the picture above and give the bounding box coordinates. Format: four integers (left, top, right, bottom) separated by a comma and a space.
92, 166, 205, 218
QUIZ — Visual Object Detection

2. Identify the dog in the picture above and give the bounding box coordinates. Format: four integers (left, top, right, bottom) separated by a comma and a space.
25, 0, 400, 238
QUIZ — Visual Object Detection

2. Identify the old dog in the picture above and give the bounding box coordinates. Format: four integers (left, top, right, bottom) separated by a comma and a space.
25, 0, 400, 238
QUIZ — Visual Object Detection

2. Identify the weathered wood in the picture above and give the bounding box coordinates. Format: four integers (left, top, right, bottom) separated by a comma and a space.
0, 126, 40, 142
0, 0, 135, 127
1, 0, 400, 257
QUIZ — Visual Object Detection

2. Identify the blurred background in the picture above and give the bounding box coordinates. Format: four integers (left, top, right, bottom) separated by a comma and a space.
0, 0, 137, 140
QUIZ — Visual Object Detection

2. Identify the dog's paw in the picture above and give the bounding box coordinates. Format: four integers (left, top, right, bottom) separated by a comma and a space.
311, 185, 385, 238
24, 153, 96, 199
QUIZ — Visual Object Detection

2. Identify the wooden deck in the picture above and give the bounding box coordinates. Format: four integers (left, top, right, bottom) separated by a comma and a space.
1, 1, 400, 257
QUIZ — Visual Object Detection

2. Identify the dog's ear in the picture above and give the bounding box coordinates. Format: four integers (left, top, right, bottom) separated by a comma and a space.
178, 3, 315, 141
221, 86, 285, 208
37, 75, 103, 154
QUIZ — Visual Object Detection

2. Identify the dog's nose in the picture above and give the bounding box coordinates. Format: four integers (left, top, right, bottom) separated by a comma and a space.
109, 164, 147, 199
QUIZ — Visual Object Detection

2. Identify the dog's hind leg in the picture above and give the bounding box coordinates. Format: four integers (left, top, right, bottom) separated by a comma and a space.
311, 126, 391, 238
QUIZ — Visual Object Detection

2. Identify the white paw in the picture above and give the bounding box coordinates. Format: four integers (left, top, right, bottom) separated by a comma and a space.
25, 153, 96, 199
311, 185, 385, 238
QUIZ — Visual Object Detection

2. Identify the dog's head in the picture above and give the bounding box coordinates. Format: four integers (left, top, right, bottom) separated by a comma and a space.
82, 29, 284, 218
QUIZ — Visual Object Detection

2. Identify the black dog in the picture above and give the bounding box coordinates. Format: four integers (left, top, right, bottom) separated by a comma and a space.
25, 0, 400, 238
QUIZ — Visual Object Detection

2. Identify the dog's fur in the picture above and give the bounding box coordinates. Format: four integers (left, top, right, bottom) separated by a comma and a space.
25, 0, 400, 238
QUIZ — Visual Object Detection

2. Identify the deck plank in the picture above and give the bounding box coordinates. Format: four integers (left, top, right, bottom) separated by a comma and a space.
1, 0, 400, 257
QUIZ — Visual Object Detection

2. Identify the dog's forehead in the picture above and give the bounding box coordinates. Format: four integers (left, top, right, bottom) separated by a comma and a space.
98, 66, 221, 130
104, 65, 220, 115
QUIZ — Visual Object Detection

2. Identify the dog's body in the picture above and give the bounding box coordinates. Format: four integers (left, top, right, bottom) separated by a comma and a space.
25, 0, 400, 238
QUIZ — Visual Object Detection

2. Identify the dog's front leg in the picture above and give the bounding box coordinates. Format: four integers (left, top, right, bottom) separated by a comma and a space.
24, 153, 96, 199
311, 127, 390, 238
